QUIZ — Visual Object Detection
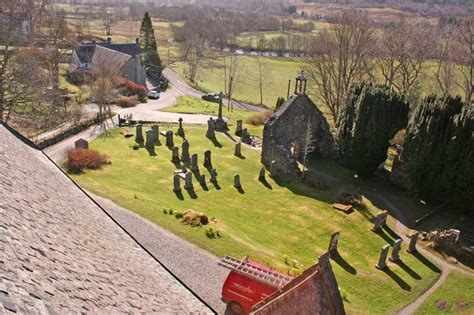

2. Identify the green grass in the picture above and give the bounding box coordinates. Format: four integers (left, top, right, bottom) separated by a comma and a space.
415, 271, 474, 314
71, 126, 442, 314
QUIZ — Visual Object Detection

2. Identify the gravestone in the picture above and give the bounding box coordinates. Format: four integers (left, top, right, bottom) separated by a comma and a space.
407, 231, 419, 253
210, 169, 218, 183
234, 174, 241, 188
181, 164, 187, 173
206, 118, 216, 138
375, 244, 390, 269
389, 239, 402, 262
165, 131, 174, 147
135, 124, 144, 145
215, 92, 228, 131
74, 138, 89, 150
199, 174, 206, 185
203, 150, 212, 168
152, 125, 159, 144
241, 128, 252, 145
190, 154, 199, 171
173, 174, 181, 192
145, 129, 154, 149
269, 160, 277, 178
184, 172, 193, 190
328, 231, 340, 254
259, 168, 266, 180
171, 147, 180, 163
177, 117, 185, 137
371, 211, 388, 232
181, 140, 190, 162
234, 142, 242, 157
235, 120, 243, 136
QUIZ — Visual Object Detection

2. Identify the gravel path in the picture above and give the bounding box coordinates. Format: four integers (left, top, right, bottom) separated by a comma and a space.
88, 193, 229, 314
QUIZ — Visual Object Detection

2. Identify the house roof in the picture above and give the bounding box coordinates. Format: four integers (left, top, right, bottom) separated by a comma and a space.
91, 45, 132, 70
266, 94, 321, 128
250, 252, 345, 315
75, 42, 141, 64
0, 122, 212, 313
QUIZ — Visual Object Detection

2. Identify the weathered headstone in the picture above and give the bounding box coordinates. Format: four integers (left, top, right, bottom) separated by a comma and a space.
328, 231, 340, 254
74, 138, 89, 150
203, 150, 212, 168
259, 167, 266, 180
241, 128, 252, 145
234, 174, 241, 188
145, 129, 154, 149
206, 118, 216, 138
269, 160, 277, 178
181, 164, 187, 173
165, 131, 174, 147
235, 120, 243, 136
190, 154, 199, 171
210, 169, 218, 183
181, 140, 190, 162
184, 172, 193, 190
371, 210, 389, 232
407, 231, 419, 253
234, 142, 242, 157
171, 147, 180, 163
173, 174, 181, 192
152, 125, 159, 144
375, 244, 390, 269
389, 239, 402, 262
177, 117, 185, 137
135, 124, 144, 145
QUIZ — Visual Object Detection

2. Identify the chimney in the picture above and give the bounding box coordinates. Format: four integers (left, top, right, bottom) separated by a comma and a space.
107, 37, 112, 43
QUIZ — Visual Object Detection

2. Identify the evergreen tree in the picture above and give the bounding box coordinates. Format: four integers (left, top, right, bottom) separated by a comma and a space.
336, 82, 409, 176
140, 12, 162, 81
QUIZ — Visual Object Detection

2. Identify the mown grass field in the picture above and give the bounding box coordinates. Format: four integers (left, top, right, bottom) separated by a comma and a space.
71, 126, 442, 314
415, 271, 474, 314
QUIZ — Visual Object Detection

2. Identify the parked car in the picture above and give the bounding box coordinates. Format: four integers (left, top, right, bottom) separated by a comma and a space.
148, 90, 160, 100
201, 92, 220, 103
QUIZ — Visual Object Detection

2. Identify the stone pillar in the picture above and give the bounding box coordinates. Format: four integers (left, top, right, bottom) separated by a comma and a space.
269, 160, 277, 178
206, 118, 215, 138
328, 231, 340, 254
152, 125, 159, 144
145, 129, 154, 149
135, 124, 144, 145
235, 120, 243, 136
389, 239, 402, 262
371, 211, 388, 232
234, 174, 241, 188
375, 244, 390, 269
184, 172, 193, 190
210, 169, 218, 183
190, 154, 199, 171
177, 117, 185, 137
258, 168, 266, 181
234, 142, 242, 157
203, 150, 212, 168
173, 174, 181, 192
407, 231, 419, 253
171, 147, 180, 163
165, 131, 174, 147
181, 140, 190, 162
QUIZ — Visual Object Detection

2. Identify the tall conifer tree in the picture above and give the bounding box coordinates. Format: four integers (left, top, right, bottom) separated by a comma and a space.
140, 12, 162, 81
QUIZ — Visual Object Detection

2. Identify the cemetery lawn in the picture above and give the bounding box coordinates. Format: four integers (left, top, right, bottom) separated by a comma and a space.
71, 126, 441, 314
415, 271, 474, 314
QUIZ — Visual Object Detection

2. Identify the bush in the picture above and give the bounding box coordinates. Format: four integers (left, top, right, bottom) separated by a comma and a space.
66, 149, 109, 173
175, 211, 183, 219
205, 227, 216, 239
116, 95, 139, 108
246, 110, 273, 126
113, 77, 147, 102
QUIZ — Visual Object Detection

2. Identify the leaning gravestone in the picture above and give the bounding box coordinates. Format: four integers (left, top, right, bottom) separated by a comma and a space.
74, 138, 89, 150
235, 120, 243, 136
375, 244, 390, 269
234, 142, 242, 157
173, 174, 181, 192
203, 150, 212, 168
190, 154, 199, 171
206, 118, 216, 138
234, 174, 242, 188
177, 117, 185, 137
328, 231, 340, 254
184, 172, 193, 190
165, 131, 174, 147
389, 239, 402, 262
152, 125, 159, 144
171, 147, 180, 163
181, 140, 190, 162
135, 124, 144, 145
145, 129, 154, 149
407, 231, 419, 253
371, 211, 388, 232
210, 169, 218, 183
259, 168, 266, 181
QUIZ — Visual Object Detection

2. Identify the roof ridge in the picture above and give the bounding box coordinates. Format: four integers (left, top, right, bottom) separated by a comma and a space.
0, 120, 39, 150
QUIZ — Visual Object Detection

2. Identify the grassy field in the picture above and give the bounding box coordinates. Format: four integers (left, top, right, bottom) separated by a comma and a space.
415, 271, 474, 314
71, 125, 442, 314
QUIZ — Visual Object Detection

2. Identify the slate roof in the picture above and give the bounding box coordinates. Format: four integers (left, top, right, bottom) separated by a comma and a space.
91, 45, 132, 70
0, 122, 212, 314
75, 42, 141, 64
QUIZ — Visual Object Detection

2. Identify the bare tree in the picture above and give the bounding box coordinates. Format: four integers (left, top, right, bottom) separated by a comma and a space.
307, 10, 374, 123
181, 36, 203, 84
301, 118, 316, 178
223, 54, 243, 111
434, 25, 456, 96
454, 18, 474, 102
255, 56, 271, 106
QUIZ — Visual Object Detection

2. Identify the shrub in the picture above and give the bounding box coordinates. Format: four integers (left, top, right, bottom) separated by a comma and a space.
246, 110, 273, 126
116, 95, 139, 108
163, 208, 168, 214
66, 149, 109, 173
275, 96, 286, 109
132, 144, 139, 150
113, 77, 147, 102
175, 211, 183, 219
168, 209, 174, 215
205, 227, 216, 239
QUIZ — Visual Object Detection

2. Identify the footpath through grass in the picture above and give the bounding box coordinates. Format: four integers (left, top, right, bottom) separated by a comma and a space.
71, 126, 442, 314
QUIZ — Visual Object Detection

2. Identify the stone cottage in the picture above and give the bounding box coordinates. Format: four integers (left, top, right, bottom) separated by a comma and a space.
261, 74, 335, 177
70, 38, 146, 85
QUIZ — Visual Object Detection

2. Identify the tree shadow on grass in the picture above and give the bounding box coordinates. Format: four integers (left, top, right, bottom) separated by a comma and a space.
223, 131, 237, 143
173, 190, 184, 200
394, 259, 422, 280
259, 177, 273, 190
354, 206, 376, 221
186, 188, 198, 199
383, 225, 401, 240
375, 228, 395, 246
411, 251, 441, 273
382, 267, 411, 291
331, 252, 357, 275
207, 136, 222, 148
